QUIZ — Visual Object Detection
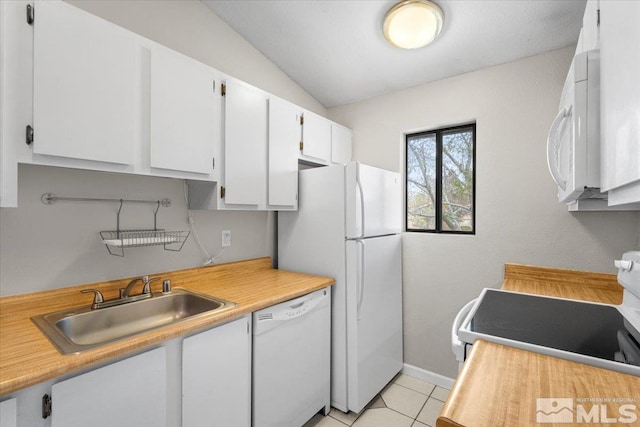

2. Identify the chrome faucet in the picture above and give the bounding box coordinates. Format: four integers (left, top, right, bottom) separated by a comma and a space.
82, 275, 160, 310
120, 275, 159, 299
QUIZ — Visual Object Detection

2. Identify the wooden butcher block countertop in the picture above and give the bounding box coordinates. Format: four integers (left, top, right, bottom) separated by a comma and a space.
0, 257, 334, 396
437, 263, 640, 427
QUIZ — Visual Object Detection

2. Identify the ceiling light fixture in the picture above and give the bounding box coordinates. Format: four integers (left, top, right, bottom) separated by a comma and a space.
383, 0, 444, 49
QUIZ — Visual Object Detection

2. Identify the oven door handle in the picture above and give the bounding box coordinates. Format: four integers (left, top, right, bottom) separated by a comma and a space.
451, 298, 477, 359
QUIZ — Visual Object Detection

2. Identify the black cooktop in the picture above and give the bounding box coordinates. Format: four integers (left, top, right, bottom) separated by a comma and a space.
468, 290, 640, 367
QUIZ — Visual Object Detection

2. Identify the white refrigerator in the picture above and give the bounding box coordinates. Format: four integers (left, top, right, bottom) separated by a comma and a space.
278, 161, 403, 414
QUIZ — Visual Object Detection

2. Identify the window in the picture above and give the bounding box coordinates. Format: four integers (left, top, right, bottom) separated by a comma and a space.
406, 123, 476, 233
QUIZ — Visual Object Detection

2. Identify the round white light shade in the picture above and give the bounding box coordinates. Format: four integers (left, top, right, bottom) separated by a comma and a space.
383, 0, 444, 49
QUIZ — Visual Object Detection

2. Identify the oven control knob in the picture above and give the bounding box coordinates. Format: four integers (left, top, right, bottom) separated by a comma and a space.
615, 259, 634, 271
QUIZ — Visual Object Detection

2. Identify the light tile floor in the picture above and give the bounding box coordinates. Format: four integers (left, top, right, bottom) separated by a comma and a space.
303, 374, 450, 427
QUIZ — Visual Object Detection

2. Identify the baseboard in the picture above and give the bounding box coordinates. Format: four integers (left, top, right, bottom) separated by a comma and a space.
401, 363, 455, 390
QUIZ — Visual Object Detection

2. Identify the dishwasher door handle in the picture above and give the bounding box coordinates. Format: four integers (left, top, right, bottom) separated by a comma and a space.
253, 288, 331, 335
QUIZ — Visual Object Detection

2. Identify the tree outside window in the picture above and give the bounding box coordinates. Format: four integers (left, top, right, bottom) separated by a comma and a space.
406, 124, 475, 233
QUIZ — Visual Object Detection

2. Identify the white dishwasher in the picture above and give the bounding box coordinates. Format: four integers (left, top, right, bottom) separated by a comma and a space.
252, 287, 331, 427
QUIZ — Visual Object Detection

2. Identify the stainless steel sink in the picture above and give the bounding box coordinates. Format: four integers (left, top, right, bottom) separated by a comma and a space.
32, 289, 236, 354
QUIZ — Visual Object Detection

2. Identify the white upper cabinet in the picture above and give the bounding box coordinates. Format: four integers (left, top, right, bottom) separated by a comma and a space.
600, 0, 640, 205
222, 78, 268, 207
268, 97, 300, 209
188, 90, 302, 211
301, 110, 332, 164
299, 110, 351, 166
4, 0, 355, 209
51, 348, 166, 427
582, 0, 599, 52
33, 0, 137, 165
150, 45, 218, 175
331, 123, 352, 165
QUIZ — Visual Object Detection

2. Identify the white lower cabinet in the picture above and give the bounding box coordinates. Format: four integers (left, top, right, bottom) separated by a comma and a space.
182, 316, 251, 427
51, 347, 167, 427
6, 317, 253, 427
0, 398, 17, 427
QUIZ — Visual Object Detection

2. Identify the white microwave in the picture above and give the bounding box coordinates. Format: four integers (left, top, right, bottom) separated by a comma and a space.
547, 49, 602, 205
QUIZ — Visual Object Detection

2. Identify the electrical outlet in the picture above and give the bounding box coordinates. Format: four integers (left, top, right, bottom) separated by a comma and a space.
221, 230, 231, 247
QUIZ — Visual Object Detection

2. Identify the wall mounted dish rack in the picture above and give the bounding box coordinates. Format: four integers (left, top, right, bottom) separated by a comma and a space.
41, 193, 190, 257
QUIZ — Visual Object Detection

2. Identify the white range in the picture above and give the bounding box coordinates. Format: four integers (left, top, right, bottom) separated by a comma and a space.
453, 251, 640, 376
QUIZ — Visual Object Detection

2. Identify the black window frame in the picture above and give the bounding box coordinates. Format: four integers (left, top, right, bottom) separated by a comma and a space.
405, 123, 476, 234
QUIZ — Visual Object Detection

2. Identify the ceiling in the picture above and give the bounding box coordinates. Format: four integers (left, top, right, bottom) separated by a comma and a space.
203, 0, 586, 109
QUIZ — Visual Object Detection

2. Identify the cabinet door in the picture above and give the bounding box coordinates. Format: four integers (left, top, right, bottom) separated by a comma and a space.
33, 0, 137, 165
331, 123, 352, 165
582, 0, 599, 51
182, 316, 251, 427
268, 97, 299, 208
223, 79, 268, 206
150, 46, 217, 175
51, 347, 166, 427
301, 110, 331, 163
600, 0, 640, 204
0, 398, 17, 427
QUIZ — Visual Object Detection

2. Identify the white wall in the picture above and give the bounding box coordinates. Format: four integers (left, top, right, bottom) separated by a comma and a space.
0, 0, 323, 296
0, 165, 275, 295
328, 46, 640, 378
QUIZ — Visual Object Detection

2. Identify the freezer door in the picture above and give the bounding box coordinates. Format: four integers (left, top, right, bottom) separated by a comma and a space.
346, 162, 402, 238
346, 234, 403, 413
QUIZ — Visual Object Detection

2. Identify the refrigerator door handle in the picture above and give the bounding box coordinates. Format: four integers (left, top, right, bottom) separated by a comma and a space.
356, 240, 365, 320
356, 163, 365, 238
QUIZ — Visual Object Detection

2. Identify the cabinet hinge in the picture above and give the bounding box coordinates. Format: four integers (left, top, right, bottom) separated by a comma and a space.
300, 115, 304, 125
220, 186, 225, 198
42, 393, 52, 419
299, 141, 304, 151
221, 83, 226, 97
26, 4, 34, 25
597, 8, 600, 26
26, 125, 34, 146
